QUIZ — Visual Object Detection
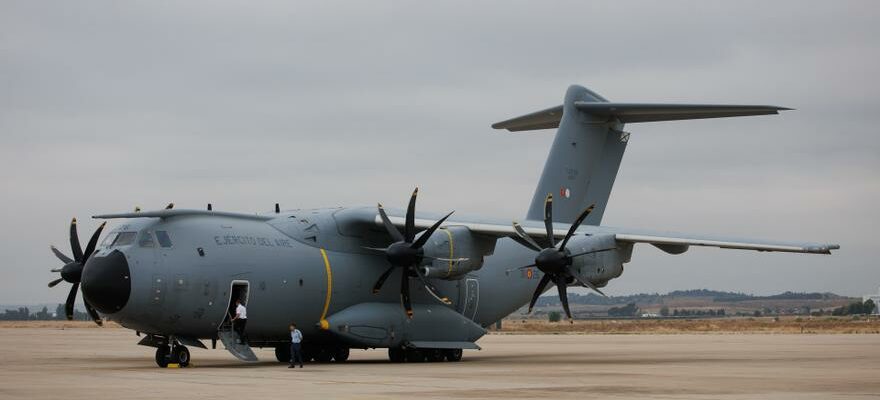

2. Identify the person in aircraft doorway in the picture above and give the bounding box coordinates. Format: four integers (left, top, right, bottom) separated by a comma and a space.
232, 298, 248, 344
289, 322, 304, 368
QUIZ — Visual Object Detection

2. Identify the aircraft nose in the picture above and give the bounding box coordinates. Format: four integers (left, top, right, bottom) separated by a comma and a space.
81, 249, 131, 314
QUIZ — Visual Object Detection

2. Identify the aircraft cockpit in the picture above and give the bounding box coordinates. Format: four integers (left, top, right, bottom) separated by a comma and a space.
98, 227, 174, 250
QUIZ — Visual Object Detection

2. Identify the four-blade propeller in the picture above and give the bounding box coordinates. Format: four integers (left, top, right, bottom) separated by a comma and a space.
372, 188, 454, 318
511, 194, 613, 322
48, 218, 105, 325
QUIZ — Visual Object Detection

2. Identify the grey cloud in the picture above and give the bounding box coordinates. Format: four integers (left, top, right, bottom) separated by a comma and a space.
2, 0, 879, 303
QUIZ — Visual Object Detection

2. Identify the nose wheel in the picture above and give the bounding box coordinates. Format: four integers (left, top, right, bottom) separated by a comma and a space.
154, 344, 191, 368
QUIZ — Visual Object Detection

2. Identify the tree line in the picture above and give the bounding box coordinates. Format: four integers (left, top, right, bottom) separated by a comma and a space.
831, 299, 876, 316
0, 304, 91, 321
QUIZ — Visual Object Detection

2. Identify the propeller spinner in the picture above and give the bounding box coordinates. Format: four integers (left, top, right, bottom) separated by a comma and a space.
48, 218, 106, 325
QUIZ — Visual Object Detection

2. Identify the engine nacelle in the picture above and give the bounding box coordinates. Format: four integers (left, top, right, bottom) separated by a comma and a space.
417, 226, 496, 280
566, 233, 633, 287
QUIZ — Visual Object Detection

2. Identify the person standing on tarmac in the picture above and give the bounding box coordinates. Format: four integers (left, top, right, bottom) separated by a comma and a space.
232, 298, 248, 344
289, 322, 304, 368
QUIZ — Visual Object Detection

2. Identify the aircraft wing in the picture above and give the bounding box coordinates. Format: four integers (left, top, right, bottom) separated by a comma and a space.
608, 229, 839, 254
374, 213, 838, 255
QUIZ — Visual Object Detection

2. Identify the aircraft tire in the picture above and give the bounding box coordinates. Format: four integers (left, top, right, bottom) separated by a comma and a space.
275, 345, 291, 363
388, 348, 405, 363
405, 349, 426, 363
444, 348, 463, 362
155, 346, 170, 368
301, 346, 313, 363
173, 345, 190, 367
314, 347, 333, 363
425, 349, 444, 362
333, 347, 350, 362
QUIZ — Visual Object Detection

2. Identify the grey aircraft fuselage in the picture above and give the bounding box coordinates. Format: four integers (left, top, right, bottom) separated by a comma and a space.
90, 208, 590, 343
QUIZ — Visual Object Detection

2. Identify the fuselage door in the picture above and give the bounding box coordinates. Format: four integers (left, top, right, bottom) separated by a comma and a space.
458, 278, 479, 321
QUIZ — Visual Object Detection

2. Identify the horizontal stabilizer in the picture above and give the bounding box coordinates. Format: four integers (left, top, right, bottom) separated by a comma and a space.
492, 103, 790, 132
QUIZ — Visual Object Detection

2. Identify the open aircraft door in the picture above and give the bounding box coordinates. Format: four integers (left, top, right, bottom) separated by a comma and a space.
217, 280, 257, 362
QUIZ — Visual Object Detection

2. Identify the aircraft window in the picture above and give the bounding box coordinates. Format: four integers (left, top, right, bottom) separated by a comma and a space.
101, 233, 118, 247
155, 231, 173, 248
111, 232, 137, 247
139, 231, 155, 248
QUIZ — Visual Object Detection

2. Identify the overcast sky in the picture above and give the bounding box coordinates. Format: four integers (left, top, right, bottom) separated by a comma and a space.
2, 1, 878, 304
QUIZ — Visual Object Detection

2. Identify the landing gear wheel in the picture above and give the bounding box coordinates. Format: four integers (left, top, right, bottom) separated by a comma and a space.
301, 346, 314, 363
173, 345, 190, 367
425, 349, 444, 362
314, 347, 332, 363
333, 347, 350, 362
275, 345, 291, 363
155, 346, 170, 368
444, 348, 463, 362
388, 348, 405, 363
405, 349, 426, 363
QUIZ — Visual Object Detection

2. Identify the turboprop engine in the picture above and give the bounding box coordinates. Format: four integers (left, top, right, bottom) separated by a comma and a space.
566, 233, 631, 288
417, 226, 496, 280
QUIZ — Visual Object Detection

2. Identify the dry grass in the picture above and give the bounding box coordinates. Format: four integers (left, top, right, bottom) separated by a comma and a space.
496, 316, 880, 334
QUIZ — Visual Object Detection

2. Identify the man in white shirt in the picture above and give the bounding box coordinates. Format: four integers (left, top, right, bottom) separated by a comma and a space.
231, 299, 248, 344
288, 322, 304, 368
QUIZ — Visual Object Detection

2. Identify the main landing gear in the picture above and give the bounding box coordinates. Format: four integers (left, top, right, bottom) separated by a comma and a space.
388, 347, 462, 363
155, 344, 190, 368
274, 344, 351, 363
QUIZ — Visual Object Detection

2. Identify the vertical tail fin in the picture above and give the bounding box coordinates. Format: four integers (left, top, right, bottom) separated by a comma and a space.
492, 84, 789, 225
493, 85, 626, 225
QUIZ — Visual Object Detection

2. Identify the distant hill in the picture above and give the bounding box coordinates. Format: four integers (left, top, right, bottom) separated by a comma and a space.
534, 289, 848, 307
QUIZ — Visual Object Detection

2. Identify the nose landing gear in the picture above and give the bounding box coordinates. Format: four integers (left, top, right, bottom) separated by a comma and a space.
155, 344, 191, 368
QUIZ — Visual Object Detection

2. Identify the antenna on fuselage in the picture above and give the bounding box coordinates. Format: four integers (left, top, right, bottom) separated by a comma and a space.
207, 203, 212, 211
275, 203, 280, 214
165, 203, 174, 210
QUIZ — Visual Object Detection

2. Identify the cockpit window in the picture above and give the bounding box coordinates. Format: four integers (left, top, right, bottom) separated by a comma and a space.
155, 231, 173, 248
111, 232, 137, 247
138, 231, 155, 248
101, 233, 118, 247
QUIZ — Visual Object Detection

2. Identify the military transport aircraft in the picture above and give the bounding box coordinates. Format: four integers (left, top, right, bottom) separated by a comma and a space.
47, 85, 838, 367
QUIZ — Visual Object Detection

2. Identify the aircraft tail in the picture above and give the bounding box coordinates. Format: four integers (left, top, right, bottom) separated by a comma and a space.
492, 84, 789, 225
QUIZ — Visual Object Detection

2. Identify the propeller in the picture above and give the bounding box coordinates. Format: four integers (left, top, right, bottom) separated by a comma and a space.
511, 194, 613, 322
371, 188, 454, 318
48, 218, 106, 325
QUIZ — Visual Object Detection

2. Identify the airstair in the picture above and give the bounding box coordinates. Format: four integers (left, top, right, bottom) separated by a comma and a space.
218, 320, 258, 362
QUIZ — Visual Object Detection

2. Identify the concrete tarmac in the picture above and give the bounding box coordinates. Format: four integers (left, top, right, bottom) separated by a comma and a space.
1, 327, 878, 399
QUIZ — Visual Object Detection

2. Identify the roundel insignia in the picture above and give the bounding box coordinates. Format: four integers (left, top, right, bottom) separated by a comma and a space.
560, 187, 571, 198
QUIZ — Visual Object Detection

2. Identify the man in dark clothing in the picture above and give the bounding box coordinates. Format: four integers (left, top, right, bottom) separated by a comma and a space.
288, 322, 304, 368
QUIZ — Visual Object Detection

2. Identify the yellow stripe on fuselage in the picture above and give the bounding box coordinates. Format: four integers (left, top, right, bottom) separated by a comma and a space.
318, 248, 332, 330
442, 228, 455, 277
